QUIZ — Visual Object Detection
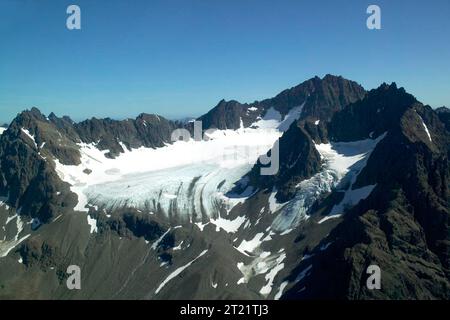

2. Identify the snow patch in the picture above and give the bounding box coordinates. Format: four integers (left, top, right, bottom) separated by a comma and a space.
151, 228, 171, 250
327, 184, 376, 217
259, 253, 286, 296
274, 281, 288, 300
210, 215, 246, 233
21, 128, 37, 148
87, 215, 98, 233
155, 249, 208, 294
416, 112, 432, 142
235, 233, 264, 255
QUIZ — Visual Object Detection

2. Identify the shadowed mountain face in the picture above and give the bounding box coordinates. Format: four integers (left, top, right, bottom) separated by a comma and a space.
0, 75, 449, 300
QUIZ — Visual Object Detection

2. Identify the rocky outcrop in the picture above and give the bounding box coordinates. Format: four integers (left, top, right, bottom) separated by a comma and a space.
198, 75, 365, 130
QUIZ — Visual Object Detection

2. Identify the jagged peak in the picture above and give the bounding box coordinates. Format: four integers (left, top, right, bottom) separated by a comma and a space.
368, 82, 414, 103
436, 106, 450, 113
17, 106, 45, 120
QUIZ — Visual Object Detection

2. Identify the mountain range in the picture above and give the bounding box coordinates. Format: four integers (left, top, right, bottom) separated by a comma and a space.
0, 75, 449, 299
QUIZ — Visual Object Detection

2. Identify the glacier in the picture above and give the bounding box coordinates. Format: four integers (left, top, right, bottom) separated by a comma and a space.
271, 133, 387, 231
53, 106, 307, 223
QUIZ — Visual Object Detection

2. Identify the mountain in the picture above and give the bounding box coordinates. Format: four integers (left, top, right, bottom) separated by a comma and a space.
280, 83, 450, 299
0, 75, 449, 300
197, 74, 365, 130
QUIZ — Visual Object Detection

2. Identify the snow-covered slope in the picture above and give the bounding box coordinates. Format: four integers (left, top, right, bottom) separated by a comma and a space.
270, 132, 387, 230
54, 106, 305, 223
0, 127, 6, 135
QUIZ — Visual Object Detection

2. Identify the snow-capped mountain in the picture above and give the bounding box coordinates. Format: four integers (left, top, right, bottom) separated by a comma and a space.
0, 75, 449, 299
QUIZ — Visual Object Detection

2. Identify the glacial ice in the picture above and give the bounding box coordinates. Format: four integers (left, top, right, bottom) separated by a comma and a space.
271, 133, 387, 231
54, 116, 288, 224
52, 103, 311, 232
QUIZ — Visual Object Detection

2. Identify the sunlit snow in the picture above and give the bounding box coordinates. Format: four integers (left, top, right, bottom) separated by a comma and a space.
155, 249, 208, 295
271, 133, 387, 231
21, 128, 37, 149
87, 215, 98, 233
416, 112, 432, 142
54, 106, 305, 225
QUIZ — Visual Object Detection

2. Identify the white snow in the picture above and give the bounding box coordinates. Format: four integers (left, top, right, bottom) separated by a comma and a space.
0, 215, 30, 258
54, 125, 280, 220
162, 193, 177, 199
314, 120, 320, 125
274, 281, 288, 300
155, 249, 208, 294
259, 252, 286, 296
87, 215, 98, 233
317, 214, 341, 224
327, 184, 376, 217
252, 108, 282, 129
247, 107, 258, 112
21, 128, 37, 148
172, 240, 184, 251
0, 197, 9, 210
6, 214, 18, 225
268, 189, 285, 213
194, 222, 208, 231
210, 215, 246, 233
277, 103, 305, 131
272, 133, 386, 231
0, 127, 6, 135
151, 228, 171, 250
0, 234, 30, 258
236, 250, 286, 290
250, 102, 305, 132
235, 232, 264, 255
417, 113, 432, 142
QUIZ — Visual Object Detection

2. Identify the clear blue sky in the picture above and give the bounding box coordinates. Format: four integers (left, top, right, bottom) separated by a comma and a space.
1, 0, 449, 124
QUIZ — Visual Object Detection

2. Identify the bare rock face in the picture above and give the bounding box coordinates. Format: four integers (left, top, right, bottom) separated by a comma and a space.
198, 75, 365, 130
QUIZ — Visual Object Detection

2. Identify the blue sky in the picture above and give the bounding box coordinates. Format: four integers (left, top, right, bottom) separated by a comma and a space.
1, 0, 449, 123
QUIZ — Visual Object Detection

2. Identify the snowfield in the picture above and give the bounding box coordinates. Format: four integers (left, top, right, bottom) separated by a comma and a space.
54, 105, 305, 224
